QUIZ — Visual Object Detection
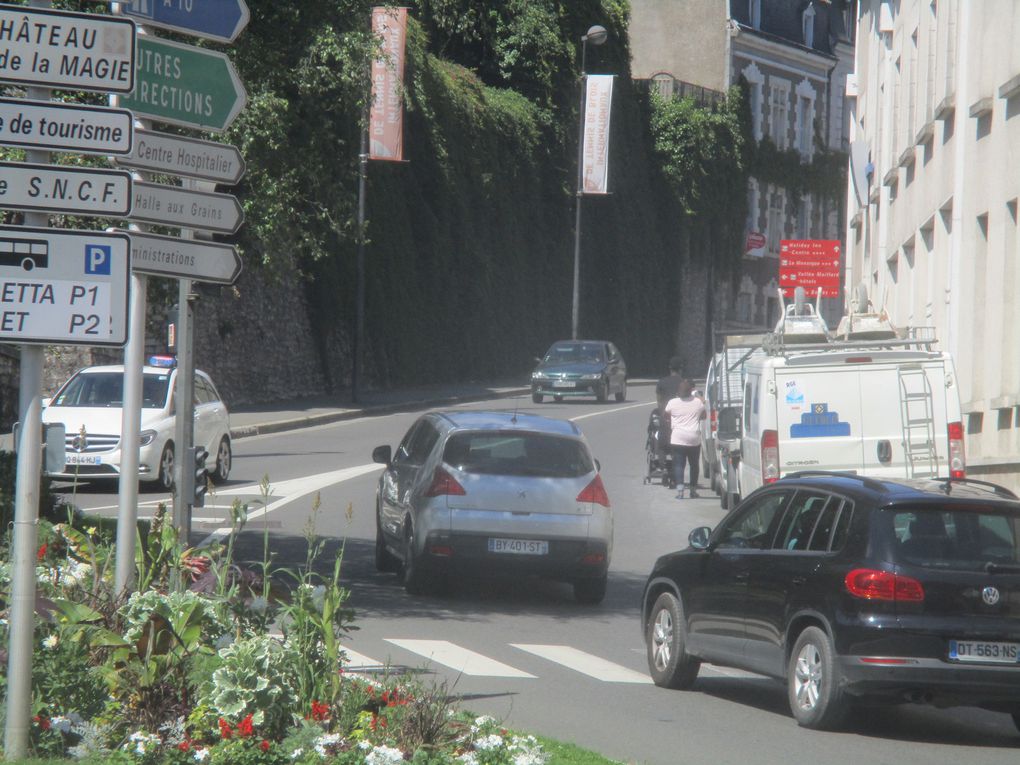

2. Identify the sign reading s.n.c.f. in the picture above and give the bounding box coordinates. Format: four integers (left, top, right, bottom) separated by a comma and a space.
0, 226, 130, 346
0, 4, 136, 93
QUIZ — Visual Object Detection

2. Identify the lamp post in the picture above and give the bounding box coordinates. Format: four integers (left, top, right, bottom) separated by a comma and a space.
571, 24, 608, 340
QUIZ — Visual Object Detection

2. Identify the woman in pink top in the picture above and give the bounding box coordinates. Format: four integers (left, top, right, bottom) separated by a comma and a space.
664, 379, 706, 498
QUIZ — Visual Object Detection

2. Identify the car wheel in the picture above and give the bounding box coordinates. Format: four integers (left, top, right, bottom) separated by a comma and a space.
402, 525, 431, 595
614, 381, 626, 402
646, 592, 700, 689
375, 512, 400, 573
532, 392, 543, 404
212, 437, 231, 484
157, 443, 175, 490
788, 626, 848, 730
573, 575, 607, 604
596, 379, 608, 402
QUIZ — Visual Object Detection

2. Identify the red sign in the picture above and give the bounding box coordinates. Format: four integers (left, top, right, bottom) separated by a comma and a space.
779, 240, 842, 298
745, 231, 766, 254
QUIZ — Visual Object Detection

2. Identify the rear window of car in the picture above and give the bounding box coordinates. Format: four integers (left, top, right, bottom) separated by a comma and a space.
51, 372, 171, 409
887, 507, 1020, 570
443, 432, 594, 478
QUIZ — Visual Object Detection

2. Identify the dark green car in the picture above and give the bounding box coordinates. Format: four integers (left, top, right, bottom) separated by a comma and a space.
530, 340, 627, 404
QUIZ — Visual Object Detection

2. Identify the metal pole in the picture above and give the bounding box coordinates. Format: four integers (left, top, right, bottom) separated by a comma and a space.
571, 38, 589, 341
5, 3, 50, 750
353, 117, 368, 403
171, 274, 195, 551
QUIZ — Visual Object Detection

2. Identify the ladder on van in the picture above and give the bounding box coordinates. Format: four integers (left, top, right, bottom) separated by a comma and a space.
898, 368, 938, 478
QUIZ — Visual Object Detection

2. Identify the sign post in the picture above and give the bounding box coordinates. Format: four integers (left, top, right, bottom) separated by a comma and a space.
779, 239, 842, 298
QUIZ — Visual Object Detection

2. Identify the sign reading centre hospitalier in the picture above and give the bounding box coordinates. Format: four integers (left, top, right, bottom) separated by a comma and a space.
779, 239, 842, 298
115, 128, 245, 184
119, 36, 247, 133
121, 0, 250, 44
0, 4, 135, 93
0, 226, 130, 346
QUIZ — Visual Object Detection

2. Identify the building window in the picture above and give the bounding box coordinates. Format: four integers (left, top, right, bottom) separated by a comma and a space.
769, 79, 790, 149
797, 196, 813, 239
743, 63, 765, 141
794, 79, 816, 159
650, 72, 674, 98
767, 188, 785, 254
747, 178, 761, 232
802, 2, 816, 47
749, 0, 762, 29
737, 292, 753, 323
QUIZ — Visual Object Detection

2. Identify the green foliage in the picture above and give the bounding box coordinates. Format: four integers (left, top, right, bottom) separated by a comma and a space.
749, 136, 849, 202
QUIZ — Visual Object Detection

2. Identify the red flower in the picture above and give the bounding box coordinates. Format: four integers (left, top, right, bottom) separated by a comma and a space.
32, 715, 50, 730
310, 701, 329, 721
236, 713, 254, 738
36, 543, 47, 562
218, 718, 232, 740
178, 741, 191, 752
260, 740, 270, 752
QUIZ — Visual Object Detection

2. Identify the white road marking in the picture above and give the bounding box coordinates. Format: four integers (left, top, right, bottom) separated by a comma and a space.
341, 648, 386, 671
569, 401, 653, 421
385, 639, 536, 678
511, 644, 651, 683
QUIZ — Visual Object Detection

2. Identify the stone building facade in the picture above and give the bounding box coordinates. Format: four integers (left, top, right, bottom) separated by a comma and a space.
845, 0, 1020, 492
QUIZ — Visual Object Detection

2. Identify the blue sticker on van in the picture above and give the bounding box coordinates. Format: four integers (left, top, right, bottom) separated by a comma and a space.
790, 403, 851, 438
785, 381, 804, 404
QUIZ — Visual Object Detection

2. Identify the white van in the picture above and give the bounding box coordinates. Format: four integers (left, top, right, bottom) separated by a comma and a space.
719, 290, 965, 508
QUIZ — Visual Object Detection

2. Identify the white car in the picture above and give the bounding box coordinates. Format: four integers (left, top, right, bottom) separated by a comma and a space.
42, 357, 232, 489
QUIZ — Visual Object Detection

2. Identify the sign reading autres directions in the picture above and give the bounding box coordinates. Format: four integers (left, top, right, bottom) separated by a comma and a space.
119, 36, 247, 133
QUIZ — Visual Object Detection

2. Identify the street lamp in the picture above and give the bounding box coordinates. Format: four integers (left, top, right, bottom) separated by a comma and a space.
571, 24, 608, 340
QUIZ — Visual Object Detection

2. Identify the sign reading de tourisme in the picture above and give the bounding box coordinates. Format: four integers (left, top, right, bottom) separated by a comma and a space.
779, 239, 842, 298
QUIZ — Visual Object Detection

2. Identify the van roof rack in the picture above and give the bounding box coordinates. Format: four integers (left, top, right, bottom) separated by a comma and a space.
782, 470, 890, 492
760, 333, 939, 356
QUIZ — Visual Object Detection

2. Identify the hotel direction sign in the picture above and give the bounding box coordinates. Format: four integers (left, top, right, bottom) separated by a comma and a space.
120, 229, 242, 285
0, 98, 134, 155
0, 162, 132, 216
114, 128, 245, 184
0, 4, 136, 93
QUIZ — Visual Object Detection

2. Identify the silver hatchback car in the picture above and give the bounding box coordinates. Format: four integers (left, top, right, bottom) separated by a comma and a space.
372, 410, 613, 603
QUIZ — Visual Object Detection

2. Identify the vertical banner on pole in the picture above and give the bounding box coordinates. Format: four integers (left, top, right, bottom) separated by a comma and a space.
369, 6, 408, 161
581, 74, 615, 194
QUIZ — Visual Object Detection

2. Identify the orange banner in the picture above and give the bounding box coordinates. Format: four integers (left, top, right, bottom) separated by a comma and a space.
582, 75, 614, 194
369, 7, 407, 161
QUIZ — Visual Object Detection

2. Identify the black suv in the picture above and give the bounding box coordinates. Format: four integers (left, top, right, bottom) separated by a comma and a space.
641, 472, 1020, 731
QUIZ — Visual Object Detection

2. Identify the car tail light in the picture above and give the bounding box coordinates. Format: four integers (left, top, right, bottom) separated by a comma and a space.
762, 429, 779, 483
710, 409, 718, 436
948, 421, 965, 478
576, 474, 610, 507
424, 467, 466, 497
844, 568, 924, 602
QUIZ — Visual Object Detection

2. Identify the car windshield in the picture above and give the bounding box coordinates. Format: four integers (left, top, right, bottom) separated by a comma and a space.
888, 507, 1020, 571
443, 431, 594, 478
543, 343, 604, 365
50, 372, 172, 409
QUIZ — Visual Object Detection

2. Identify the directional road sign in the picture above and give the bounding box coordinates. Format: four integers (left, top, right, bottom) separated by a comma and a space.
0, 4, 135, 93
114, 128, 245, 184
121, 0, 250, 44
128, 181, 243, 234
0, 226, 130, 346
0, 98, 134, 155
120, 230, 242, 285
0, 162, 132, 216
119, 37, 247, 133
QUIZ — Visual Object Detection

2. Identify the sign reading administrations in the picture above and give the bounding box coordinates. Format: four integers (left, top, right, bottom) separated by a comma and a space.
119, 36, 247, 133
779, 240, 842, 298
0, 4, 136, 93
0, 226, 130, 346
120, 229, 242, 285
0, 162, 132, 216
115, 128, 245, 184
121, 0, 250, 44
0, 98, 133, 155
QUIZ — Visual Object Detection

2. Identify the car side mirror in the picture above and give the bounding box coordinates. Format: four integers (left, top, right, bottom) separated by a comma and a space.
594, 458, 601, 472
372, 445, 392, 465
689, 526, 712, 550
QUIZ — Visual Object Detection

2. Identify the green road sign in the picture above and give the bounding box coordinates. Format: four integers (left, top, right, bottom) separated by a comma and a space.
119, 37, 246, 133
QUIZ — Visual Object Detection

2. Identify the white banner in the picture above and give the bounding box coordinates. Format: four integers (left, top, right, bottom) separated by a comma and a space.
369, 7, 408, 161
582, 74, 615, 194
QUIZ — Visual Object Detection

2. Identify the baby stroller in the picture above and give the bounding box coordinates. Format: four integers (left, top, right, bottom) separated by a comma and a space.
644, 409, 674, 486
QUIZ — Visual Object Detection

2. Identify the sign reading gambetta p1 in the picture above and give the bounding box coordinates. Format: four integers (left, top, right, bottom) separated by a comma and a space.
779, 239, 842, 298
0, 4, 136, 93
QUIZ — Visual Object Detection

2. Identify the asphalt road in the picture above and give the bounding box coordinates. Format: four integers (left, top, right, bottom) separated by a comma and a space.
55, 388, 1020, 765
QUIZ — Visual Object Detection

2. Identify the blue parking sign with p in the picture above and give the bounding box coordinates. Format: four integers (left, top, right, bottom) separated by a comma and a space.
85, 244, 112, 275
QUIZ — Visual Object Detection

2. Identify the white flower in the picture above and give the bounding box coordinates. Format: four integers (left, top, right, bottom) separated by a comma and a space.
310, 585, 326, 610
314, 732, 343, 757
473, 715, 495, 729
127, 730, 160, 756
290, 748, 304, 760
365, 745, 405, 765
50, 715, 72, 734
249, 596, 269, 613
42, 634, 59, 649
475, 734, 504, 751
193, 748, 209, 762
458, 754, 479, 765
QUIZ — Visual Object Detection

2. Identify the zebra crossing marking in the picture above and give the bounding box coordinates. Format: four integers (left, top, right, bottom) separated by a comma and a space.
511, 644, 651, 683
384, 639, 536, 678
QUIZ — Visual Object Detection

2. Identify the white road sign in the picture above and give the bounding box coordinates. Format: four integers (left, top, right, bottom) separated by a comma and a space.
129, 181, 243, 234
0, 98, 134, 155
120, 229, 242, 285
0, 162, 132, 216
0, 226, 129, 346
114, 128, 245, 184
0, 4, 136, 93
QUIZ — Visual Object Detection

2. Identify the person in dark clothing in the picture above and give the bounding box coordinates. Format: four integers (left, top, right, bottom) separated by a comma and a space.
654, 357, 685, 488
